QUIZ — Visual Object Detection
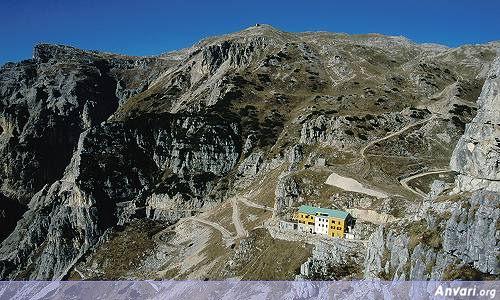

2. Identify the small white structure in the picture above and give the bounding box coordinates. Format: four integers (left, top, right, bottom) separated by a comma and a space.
279, 220, 297, 231
314, 215, 329, 235
345, 233, 355, 240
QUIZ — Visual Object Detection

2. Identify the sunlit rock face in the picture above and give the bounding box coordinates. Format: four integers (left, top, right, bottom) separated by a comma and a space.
450, 57, 500, 193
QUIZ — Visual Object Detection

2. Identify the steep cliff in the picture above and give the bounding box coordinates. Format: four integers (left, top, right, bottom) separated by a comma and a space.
450, 57, 500, 192
0, 44, 172, 204
0, 45, 174, 242
363, 190, 498, 280
0, 113, 241, 280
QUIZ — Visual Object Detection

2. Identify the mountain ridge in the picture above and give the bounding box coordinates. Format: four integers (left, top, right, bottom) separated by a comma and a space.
5, 24, 499, 69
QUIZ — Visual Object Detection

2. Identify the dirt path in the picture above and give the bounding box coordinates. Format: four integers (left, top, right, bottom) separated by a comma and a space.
73, 268, 86, 280
231, 197, 248, 238
399, 169, 451, 197
186, 217, 234, 242
181, 193, 272, 246
238, 196, 273, 212
337, 115, 437, 170
360, 115, 436, 159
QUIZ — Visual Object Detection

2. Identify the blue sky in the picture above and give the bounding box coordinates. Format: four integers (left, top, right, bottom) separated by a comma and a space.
1, 0, 499, 65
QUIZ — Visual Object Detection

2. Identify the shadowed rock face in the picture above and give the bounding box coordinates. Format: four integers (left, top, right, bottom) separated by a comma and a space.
0, 195, 25, 242
0, 44, 172, 205
0, 26, 499, 280
0, 112, 241, 280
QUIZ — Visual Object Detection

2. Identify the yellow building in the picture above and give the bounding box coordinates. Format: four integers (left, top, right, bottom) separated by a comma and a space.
293, 211, 315, 226
292, 205, 352, 238
328, 215, 346, 238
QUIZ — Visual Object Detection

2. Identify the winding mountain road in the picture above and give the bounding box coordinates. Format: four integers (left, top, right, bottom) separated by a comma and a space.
185, 195, 272, 245
325, 114, 446, 198
399, 169, 452, 197
360, 115, 437, 159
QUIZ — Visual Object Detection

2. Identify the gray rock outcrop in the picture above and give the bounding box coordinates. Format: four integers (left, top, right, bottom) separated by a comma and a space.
274, 175, 300, 217
363, 190, 498, 280
299, 109, 431, 152
450, 57, 500, 192
299, 239, 365, 280
0, 44, 172, 242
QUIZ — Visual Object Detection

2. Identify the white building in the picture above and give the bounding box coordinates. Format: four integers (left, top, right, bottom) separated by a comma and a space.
314, 214, 329, 235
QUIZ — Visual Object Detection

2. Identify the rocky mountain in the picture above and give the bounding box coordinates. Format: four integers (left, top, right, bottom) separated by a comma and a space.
0, 25, 498, 280
362, 57, 500, 281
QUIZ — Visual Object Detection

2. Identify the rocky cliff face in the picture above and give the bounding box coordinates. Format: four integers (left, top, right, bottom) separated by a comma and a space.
450, 57, 500, 192
0, 113, 241, 280
0, 44, 171, 203
363, 190, 498, 280
0, 45, 174, 242
362, 55, 499, 281
0, 25, 498, 280
298, 239, 364, 280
